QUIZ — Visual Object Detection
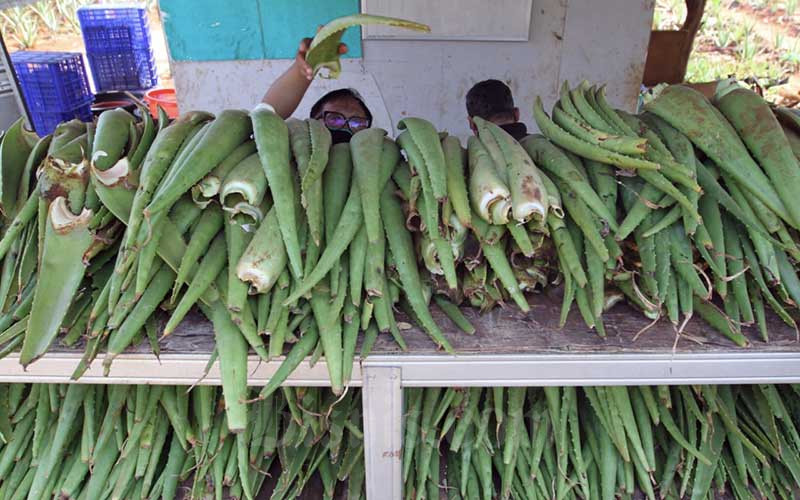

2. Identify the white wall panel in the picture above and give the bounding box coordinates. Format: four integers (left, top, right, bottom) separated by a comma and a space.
558, 0, 656, 110
171, 0, 655, 139
361, 0, 533, 41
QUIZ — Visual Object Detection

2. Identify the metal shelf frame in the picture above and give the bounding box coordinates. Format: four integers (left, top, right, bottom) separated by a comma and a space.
361, 348, 800, 500
2, 347, 800, 499
1, 297, 799, 499
0, 352, 353, 386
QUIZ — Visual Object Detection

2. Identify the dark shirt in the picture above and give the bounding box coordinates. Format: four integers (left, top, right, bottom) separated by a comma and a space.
499, 122, 528, 141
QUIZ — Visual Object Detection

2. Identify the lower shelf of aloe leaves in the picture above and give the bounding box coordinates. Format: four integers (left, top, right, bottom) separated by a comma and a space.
0, 291, 798, 386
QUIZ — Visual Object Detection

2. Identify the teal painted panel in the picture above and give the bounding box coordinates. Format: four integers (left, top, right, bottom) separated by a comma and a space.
161, 0, 265, 61
259, 0, 362, 59
160, 0, 361, 62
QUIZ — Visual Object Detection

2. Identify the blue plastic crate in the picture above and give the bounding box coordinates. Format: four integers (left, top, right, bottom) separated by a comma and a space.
78, 5, 151, 53
77, 5, 157, 92
29, 100, 93, 136
11, 51, 93, 112
86, 50, 157, 91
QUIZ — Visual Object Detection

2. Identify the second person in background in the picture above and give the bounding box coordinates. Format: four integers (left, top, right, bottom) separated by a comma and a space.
466, 79, 529, 141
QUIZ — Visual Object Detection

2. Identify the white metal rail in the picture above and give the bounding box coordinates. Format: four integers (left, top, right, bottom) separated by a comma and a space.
3, 348, 798, 386
359, 349, 800, 499
0, 352, 358, 386
1, 347, 799, 499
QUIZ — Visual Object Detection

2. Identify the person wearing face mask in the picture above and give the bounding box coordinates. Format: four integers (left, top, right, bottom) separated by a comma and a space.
262, 36, 373, 144
465, 79, 528, 141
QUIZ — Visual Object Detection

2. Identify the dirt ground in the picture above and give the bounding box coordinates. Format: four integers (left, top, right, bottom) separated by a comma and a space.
655, 0, 799, 106
717, 1, 799, 104
726, 1, 800, 104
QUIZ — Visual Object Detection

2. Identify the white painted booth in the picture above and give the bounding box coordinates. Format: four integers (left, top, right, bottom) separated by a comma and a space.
167, 0, 656, 138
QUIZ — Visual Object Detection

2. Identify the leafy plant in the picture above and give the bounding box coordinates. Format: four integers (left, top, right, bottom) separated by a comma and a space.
652, 9, 662, 29
738, 23, 758, 62
666, 0, 686, 19
55, 0, 91, 33
31, 1, 60, 32
651, 0, 686, 30
782, 41, 800, 64
787, 0, 798, 17
663, 0, 795, 103
1, 7, 40, 49
773, 31, 784, 52
706, 0, 724, 15
714, 20, 732, 48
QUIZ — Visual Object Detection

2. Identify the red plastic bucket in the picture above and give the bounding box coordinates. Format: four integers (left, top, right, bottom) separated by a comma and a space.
144, 88, 178, 118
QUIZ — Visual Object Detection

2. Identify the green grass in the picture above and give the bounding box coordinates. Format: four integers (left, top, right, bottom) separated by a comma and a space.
654, 0, 798, 101
782, 41, 800, 65
686, 52, 785, 82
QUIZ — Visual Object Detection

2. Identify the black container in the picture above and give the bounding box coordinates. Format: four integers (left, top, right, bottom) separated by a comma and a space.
91, 90, 143, 116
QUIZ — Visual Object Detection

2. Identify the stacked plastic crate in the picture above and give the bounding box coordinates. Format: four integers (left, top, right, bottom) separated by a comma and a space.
78, 4, 158, 92
10, 52, 94, 136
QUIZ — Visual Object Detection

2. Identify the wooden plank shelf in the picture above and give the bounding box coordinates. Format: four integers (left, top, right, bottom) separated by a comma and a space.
1, 292, 797, 500
0, 291, 796, 386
